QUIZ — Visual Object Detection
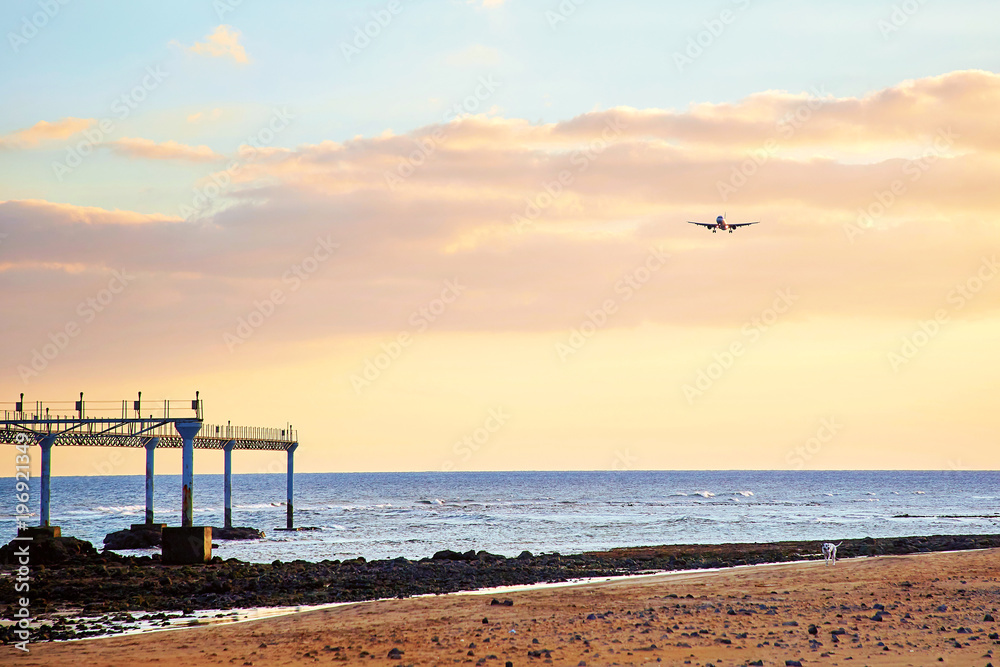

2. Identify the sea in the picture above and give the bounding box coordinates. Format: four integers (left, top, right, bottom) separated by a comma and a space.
3, 471, 998, 564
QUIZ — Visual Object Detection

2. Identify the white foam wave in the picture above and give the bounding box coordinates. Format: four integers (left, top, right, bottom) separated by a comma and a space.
93, 505, 146, 513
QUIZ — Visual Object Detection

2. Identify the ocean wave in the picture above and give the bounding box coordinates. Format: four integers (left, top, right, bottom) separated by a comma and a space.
93, 505, 146, 513
691, 491, 716, 498
733, 491, 754, 497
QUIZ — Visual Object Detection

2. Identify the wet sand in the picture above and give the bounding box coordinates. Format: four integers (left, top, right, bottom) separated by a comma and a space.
8, 548, 1000, 666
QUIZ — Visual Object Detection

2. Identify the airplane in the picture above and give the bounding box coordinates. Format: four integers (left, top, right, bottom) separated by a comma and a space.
687, 213, 760, 233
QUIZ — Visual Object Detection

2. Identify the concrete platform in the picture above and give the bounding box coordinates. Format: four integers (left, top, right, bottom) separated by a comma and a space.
130, 523, 167, 533
18, 526, 61, 539
161, 526, 212, 565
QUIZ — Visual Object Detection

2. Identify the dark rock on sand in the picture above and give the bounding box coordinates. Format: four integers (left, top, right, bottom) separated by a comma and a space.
104, 527, 162, 550
0, 534, 99, 566
6, 532, 1000, 624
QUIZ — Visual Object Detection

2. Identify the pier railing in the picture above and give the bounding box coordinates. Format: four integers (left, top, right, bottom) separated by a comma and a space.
0, 398, 203, 421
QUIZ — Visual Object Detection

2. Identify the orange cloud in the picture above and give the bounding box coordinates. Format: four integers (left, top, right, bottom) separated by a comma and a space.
104, 137, 222, 162
0, 117, 96, 149
3, 70, 999, 356
181, 25, 250, 64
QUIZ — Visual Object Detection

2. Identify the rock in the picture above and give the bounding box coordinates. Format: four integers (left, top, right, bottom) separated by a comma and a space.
0, 535, 100, 566
211, 527, 265, 540
808, 624, 818, 635
986, 613, 995, 622
387, 647, 404, 660
432, 549, 475, 561
103, 527, 162, 550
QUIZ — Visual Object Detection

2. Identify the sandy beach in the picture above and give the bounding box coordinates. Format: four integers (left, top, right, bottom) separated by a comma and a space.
8, 547, 1000, 666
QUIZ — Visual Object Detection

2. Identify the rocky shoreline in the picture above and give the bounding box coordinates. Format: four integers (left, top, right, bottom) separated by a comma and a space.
3, 532, 1000, 643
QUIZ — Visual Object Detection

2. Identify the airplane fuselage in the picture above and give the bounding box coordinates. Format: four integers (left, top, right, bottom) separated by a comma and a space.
687, 214, 759, 233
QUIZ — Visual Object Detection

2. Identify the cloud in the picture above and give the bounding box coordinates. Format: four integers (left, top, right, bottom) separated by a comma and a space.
180, 25, 250, 64
187, 108, 224, 124
103, 137, 222, 163
0, 117, 96, 150
2, 69, 1000, 366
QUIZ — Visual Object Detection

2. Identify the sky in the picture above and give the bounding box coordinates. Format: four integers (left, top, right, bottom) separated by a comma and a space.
2, 0, 1000, 476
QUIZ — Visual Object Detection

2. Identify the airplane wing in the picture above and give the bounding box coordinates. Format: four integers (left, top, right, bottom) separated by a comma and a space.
687, 221, 715, 227
729, 221, 760, 227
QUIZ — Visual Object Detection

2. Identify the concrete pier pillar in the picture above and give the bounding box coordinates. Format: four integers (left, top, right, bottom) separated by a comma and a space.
286, 443, 298, 530
174, 421, 203, 527
144, 437, 159, 524
38, 434, 56, 527
223, 439, 235, 529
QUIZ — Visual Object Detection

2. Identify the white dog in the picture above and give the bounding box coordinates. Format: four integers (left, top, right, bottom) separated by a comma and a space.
821, 541, 843, 565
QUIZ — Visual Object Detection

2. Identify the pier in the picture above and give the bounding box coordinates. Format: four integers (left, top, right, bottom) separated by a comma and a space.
1, 393, 298, 562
